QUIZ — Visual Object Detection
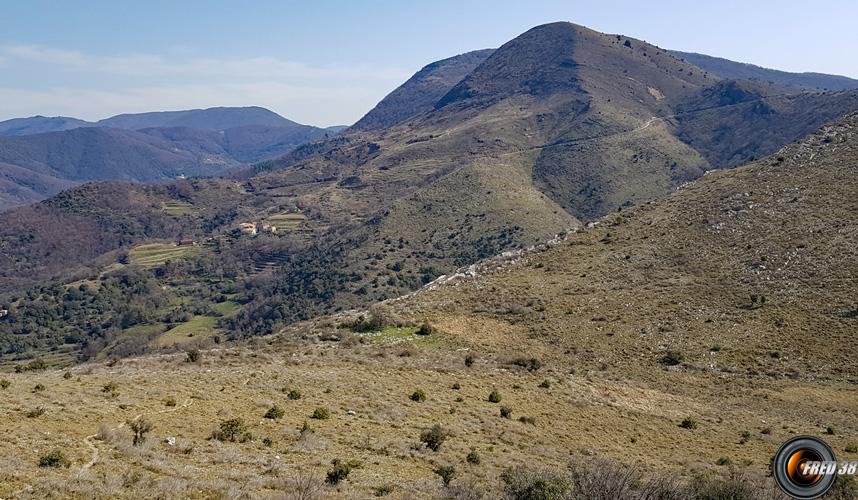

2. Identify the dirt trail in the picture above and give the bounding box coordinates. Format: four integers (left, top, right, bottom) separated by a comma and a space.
81, 397, 194, 471
3, 398, 194, 498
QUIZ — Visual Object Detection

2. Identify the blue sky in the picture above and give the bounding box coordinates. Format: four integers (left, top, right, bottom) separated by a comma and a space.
1, 0, 856, 126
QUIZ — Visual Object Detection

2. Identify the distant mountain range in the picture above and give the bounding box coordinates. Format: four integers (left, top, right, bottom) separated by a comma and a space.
671, 51, 858, 92
0, 106, 338, 136
3, 21, 858, 352
2, 49, 854, 212
0, 116, 92, 136
0, 107, 337, 209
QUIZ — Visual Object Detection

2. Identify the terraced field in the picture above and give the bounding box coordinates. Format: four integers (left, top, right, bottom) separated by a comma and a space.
0, 344, 79, 371
264, 212, 306, 230
128, 243, 201, 267
160, 201, 196, 216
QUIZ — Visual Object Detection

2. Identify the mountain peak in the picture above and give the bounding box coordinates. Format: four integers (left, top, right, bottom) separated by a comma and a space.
349, 49, 495, 131
434, 20, 708, 111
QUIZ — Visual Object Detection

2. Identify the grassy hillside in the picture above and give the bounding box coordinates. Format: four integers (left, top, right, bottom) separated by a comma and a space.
404, 112, 858, 378
2, 115, 858, 497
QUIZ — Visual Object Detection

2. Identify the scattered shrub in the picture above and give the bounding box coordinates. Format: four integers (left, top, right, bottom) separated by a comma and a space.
466, 449, 481, 465
465, 354, 475, 367
538, 380, 551, 388
287, 389, 302, 400
488, 390, 502, 403
846, 443, 858, 453
62, 371, 72, 380
129, 418, 153, 446
0, 379, 10, 389
434, 464, 457, 486
102, 381, 118, 396
500, 406, 513, 419
264, 405, 285, 420
33, 383, 45, 393
686, 470, 756, 499
263, 437, 274, 447
739, 430, 751, 444
212, 418, 249, 442
452, 382, 461, 390
26, 406, 46, 418
501, 466, 569, 500
186, 349, 201, 363
326, 458, 362, 485
568, 460, 654, 498
716, 457, 733, 466
17, 358, 47, 372
39, 449, 71, 468
299, 420, 314, 435
501, 457, 782, 500
374, 484, 395, 496
512, 357, 542, 371
284, 473, 323, 499
410, 389, 427, 402
446, 480, 487, 499
417, 322, 434, 336
420, 424, 450, 451
827, 426, 836, 435
312, 407, 331, 420
519, 416, 537, 425
350, 306, 389, 332
165, 397, 177, 407
660, 350, 683, 366
679, 417, 698, 430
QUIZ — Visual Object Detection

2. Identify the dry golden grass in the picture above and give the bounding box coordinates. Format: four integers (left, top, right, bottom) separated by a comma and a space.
1, 325, 856, 498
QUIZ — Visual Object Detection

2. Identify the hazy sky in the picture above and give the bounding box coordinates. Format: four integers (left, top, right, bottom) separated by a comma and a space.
1, 0, 856, 127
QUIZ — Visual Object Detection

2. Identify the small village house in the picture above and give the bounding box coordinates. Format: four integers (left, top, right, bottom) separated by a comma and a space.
239, 222, 257, 235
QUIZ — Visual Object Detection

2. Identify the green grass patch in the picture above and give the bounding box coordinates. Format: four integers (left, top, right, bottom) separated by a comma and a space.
123, 323, 166, 336
157, 316, 219, 347
161, 201, 196, 215
211, 300, 240, 316
266, 213, 307, 230
129, 243, 200, 267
